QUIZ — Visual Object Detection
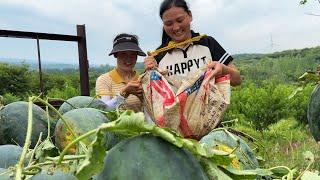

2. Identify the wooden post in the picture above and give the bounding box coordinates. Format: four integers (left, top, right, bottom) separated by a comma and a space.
77, 25, 90, 96
36, 36, 44, 97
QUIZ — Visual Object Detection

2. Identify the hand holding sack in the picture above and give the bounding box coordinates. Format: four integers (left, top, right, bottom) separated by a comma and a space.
141, 67, 230, 139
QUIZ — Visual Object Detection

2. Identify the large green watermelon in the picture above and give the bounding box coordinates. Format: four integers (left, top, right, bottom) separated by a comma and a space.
0, 145, 24, 168
58, 96, 109, 115
30, 170, 76, 180
0, 102, 48, 148
200, 129, 259, 170
54, 108, 107, 154
96, 134, 208, 180
307, 84, 320, 142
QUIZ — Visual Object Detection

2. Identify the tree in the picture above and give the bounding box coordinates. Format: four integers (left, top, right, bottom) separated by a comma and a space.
300, 0, 320, 16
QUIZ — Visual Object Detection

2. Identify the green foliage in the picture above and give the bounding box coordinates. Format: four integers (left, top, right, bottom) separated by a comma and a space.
0, 93, 21, 105
300, 0, 320, 5
225, 82, 291, 131
236, 46, 320, 84
234, 119, 320, 171
300, 0, 308, 4
287, 84, 314, 123
0, 63, 33, 97
225, 82, 313, 130
46, 86, 79, 99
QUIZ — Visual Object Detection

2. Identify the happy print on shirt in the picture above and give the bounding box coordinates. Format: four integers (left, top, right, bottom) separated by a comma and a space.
158, 45, 212, 77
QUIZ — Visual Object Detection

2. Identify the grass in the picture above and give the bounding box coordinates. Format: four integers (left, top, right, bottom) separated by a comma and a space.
231, 118, 320, 172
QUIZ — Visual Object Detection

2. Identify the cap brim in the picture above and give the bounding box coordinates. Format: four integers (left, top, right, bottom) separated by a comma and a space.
109, 42, 146, 56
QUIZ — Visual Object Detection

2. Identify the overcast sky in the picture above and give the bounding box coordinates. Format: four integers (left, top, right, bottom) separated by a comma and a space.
0, 0, 319, 66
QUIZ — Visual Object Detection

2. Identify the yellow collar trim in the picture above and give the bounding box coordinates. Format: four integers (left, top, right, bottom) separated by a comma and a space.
109, 68, 139, 84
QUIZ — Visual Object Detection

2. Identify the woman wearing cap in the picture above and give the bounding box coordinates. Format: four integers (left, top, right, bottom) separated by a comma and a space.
96, 33, 146, 112
144, 0, 241, 86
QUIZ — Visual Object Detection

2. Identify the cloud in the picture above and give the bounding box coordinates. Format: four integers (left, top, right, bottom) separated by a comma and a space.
0, 0, 319, 65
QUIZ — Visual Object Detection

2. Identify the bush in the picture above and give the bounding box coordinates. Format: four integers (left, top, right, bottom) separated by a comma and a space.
287, 84, 314, 124
46, 86, 79, 99
0, 63, 33, 97
0, 93, 21, 105
225, 81, 293, 131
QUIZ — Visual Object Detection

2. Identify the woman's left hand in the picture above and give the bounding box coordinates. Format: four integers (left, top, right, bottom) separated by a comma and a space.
207, 61, 224, 77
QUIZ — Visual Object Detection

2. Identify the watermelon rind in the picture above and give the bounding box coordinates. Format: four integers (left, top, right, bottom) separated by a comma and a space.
96, 134, 208, 180
307, 85, 320, 142
58, 96, 109, 115
0, 101, 48, 148
54, 108, 107, 153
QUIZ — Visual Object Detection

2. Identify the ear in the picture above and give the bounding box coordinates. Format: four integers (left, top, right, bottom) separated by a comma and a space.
188, 11, 193, 22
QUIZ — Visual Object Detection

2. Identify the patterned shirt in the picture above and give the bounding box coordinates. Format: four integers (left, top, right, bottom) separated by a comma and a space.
95, 69, 142, 112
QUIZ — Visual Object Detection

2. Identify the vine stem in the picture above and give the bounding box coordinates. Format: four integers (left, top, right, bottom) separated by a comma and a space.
46, 155, 86, 162
45, 99, 50, 138
15, 97, 35, 180
27, 132, 43, 166
57, 129, 98, 164
34, 96, 88, 153
34, 97, 77, 139
57, 121, 117, 164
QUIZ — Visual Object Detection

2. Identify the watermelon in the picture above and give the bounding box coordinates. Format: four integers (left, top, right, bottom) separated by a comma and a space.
0, 145, 25, 168
0, 168, 12, 180
54, 108, 107, 154
307, 84, 320, 142
0, 101, 48, 148
58, 96, 109, 115
30, 170, 76, 180
96, 134, 208, 180
200, 129, 259, 170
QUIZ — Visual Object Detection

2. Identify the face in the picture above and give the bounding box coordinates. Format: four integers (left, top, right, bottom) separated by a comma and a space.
162, 6, 192, 43
116, 51, 138, 72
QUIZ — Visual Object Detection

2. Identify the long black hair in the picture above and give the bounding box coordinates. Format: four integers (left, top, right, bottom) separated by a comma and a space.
159, 0, 191, 47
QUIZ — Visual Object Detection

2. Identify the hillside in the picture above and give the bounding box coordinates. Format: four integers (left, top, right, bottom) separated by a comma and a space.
234, 46, 320, 84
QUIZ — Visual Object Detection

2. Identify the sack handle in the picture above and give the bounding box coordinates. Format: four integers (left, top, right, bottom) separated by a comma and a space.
148, 34, 207, 56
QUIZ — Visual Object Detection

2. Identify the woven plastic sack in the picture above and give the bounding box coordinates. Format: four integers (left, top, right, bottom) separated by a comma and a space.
141, 68, 230, 139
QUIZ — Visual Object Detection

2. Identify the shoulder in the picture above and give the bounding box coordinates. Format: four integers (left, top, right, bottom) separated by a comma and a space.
96, 72, 112, 83
154, 43, 169, 63
197, 35, 220, 48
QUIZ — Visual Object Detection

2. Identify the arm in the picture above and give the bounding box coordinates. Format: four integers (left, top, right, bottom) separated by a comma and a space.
207, 61, 241, 86
96, 74, 124, 109
100, 95, 125, 110
205, 36, 241, 86
223, 63, 241, 86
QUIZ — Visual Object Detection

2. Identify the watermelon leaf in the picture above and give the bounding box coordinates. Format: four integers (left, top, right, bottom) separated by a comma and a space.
219, 166, 273, 180
200, 159, 233, 180
76, 129, 106, 180
35, 139, 59, 163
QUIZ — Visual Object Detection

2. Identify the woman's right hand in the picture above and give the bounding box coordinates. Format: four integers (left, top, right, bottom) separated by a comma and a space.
121, 80, 143, 97
144, 55, 157, 70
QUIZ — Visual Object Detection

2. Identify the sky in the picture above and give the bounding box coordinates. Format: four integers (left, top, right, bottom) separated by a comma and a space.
0, 0, 319, 66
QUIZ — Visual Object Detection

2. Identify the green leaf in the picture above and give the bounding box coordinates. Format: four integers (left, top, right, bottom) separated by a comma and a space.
107, 111, 234, 166
298, 72, 319, 83
288, 86, 304, 99
200, 160, 233, 180
220, 166, 273, 180
35, 139, 59, 162
103, 110, 120, 122
269, 166, 296, 179
76, 129, 106, 180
